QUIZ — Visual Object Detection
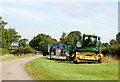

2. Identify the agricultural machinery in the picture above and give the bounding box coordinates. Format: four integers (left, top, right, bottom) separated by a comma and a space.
42, 34, 103, 63
70, 34, 103, 63
50, 42, 70, 60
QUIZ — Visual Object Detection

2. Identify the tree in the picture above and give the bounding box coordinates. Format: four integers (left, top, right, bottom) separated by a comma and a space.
8, 28, 21, 42
116, 32, 120, 44
29, 33, 57, 51
19, 38, 29, 47
109, 39, 117, 45
0, 16, 8, 48
102, 42, 109, 47
0, 16, 21, 49
66, 35, 74, 45
60, 32, 67, 43
60, 31, 82, 45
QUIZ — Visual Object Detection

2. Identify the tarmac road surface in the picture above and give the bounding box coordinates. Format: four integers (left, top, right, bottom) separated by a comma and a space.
2, 55, 43, 81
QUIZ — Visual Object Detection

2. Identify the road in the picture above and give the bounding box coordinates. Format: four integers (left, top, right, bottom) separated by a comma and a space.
2, 55, 43, 81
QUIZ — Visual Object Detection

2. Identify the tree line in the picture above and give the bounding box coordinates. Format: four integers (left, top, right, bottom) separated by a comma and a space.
0, 17, 35, 55
102, 32, 120, 47
0, 16, 120, 56
101, 32, 120, 57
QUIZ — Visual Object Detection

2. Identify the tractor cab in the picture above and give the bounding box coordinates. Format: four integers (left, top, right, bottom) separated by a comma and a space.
83, 34, 97, 48
76, 34, 101, 54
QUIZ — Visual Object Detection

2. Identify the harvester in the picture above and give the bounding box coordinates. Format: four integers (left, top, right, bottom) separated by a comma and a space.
70, 34, 103, 63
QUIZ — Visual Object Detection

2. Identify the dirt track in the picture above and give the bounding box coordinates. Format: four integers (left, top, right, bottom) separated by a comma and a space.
2, 55, 43, 80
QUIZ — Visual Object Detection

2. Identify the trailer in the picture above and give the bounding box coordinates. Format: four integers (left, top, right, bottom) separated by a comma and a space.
42, 43, 53, 56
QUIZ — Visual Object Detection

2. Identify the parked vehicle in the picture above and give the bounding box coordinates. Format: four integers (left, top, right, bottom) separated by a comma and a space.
43, 34, 103, 63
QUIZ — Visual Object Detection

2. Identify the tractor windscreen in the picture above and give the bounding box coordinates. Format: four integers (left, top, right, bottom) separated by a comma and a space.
83, 35, 97, 48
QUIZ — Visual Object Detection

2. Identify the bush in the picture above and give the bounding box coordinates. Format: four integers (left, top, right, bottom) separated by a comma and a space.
101, 44, 120, 57
24, 46, 36, 54
13, 46, 37, 56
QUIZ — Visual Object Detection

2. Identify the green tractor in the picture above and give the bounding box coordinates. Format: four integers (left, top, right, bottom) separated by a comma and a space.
70, 34, 103, 63
50, 42, 71, 60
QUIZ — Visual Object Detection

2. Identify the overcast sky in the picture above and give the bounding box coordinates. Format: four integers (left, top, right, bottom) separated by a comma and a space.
0, 0, 119, 43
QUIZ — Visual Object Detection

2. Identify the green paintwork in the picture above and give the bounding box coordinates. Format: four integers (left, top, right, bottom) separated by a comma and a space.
81, 48, 96, 52
42, 43, 53, 53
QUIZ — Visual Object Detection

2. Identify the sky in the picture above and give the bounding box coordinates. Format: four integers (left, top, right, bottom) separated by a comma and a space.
0, 0, 119, 43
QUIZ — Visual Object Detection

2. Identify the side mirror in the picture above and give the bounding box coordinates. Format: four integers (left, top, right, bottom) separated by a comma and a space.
98, 37, 100, 40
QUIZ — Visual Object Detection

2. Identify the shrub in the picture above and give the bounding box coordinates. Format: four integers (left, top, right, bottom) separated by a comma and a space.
24, 46, 36, 54
13, 46, 37, 56
101, 44, 120, 57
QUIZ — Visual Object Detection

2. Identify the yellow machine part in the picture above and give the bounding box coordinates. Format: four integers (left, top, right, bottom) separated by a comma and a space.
74, 52, 103, 63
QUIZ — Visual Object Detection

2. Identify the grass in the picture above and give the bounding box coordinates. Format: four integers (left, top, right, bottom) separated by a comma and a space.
25, 56, 118, 80
0, 54, 36, 62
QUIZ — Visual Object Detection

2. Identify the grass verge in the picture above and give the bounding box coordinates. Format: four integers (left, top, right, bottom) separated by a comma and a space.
0, 54, 36, 62
25, 56, 118, 80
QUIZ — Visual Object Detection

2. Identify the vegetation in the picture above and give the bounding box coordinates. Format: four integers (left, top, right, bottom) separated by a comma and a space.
116, 32, 120, 44
60, 31, 82, 45
101, 44, 120, 56
0, 54, 36, 62
101, 32, 120, 58
29, 33, 57, 51
0, 15, 120, 61
12, 46, 37, 56
25, 56, 118, 80
109, 39, 117, 45
19, 38, 29, 48
0, 16, 21, 49
103, 55, 118, 63
1, 48, 11, 55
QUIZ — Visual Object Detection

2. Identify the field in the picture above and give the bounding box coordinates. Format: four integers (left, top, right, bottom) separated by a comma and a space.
25, 56, 118, 80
